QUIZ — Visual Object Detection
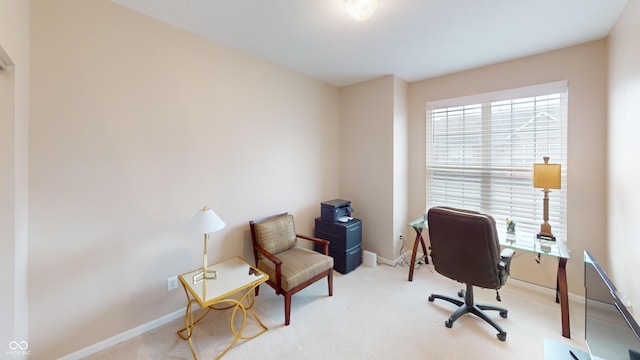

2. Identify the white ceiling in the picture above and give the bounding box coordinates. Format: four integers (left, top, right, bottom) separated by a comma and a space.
111, 0, 628, 87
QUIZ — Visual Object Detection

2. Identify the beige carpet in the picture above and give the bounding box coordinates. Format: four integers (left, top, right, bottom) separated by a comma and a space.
86, 261, 586, 359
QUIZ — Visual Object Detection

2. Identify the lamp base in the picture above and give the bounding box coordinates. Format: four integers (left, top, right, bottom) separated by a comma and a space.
192, 269, 217, 283
538, 219, 556, 241
536, 233, 556, 241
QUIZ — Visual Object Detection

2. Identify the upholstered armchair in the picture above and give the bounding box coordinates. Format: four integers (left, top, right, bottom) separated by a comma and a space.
249, 213, 334, 325
426, 206, 515, 341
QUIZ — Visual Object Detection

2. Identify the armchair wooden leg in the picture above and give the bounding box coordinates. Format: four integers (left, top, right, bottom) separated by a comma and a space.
328, 271, 333, 296
255, 285, 260, 296
284, 293, 292, 326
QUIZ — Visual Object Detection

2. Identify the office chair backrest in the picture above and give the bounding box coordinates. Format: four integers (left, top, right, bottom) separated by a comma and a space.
427, 206, 503, 290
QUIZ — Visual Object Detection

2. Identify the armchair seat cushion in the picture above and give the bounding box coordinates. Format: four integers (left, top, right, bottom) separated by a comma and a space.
258, 247, 333, 292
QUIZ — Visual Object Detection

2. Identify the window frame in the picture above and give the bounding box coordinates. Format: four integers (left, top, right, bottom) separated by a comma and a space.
425, 81, 568, 239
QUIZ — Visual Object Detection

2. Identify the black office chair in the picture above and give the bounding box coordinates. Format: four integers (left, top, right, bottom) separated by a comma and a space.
426, 206, 515, 341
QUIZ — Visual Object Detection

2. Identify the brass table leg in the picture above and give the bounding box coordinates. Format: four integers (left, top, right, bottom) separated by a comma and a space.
177, 285, 211, 360
232, 284, 268, 341
177, 283, 268, 359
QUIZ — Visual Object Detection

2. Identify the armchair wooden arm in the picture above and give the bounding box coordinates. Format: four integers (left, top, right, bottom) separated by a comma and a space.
296, 234, 330, 255
255, 246, 283, 294
256, 246, 283, 265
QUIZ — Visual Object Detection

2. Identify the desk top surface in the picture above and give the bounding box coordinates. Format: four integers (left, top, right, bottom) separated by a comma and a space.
409, 217, 569, 259
179, 256, 268, 307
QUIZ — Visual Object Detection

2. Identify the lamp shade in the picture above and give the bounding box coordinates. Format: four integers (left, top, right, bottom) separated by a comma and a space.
186, 207, 226, 235
533, 157, 561, 190
345, 0, 378, 21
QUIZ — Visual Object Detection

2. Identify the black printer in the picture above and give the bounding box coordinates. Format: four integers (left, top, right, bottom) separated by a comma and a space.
320, 199, 354, 223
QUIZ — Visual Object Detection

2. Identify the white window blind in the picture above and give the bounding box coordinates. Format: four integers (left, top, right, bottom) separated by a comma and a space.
426, 81, 568, 239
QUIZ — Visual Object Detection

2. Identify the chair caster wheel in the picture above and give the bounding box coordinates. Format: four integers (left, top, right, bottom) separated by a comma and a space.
497, 332, 507, 341
428, 295, 434, 302
445, 320, 453, 328
499, 310, 508, 318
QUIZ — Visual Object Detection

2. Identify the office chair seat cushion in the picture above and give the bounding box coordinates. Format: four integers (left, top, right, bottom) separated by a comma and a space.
257, 247, 334, 292
253, 214, 298, 258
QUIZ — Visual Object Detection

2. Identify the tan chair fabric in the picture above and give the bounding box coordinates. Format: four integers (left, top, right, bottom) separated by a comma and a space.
253, 214, 298, 258
258, 247, 334, 291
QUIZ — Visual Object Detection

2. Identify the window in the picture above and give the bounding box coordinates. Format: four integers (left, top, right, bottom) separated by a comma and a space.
426, 81, 567, 239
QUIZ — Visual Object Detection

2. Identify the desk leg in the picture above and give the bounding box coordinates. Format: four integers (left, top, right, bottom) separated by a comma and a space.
408, 228, 421, 281
557, 257, 570, 338
408, 227, 427, 281
420, 233, 429, 265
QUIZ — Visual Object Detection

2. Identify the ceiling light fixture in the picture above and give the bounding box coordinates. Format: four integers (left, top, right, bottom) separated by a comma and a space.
345, 0, 378, 21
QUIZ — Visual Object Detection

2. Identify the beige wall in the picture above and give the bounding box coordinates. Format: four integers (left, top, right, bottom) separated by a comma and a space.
408, 40, 609, 295
340, 76, 396, 260
393, 77, 409, 259
340, 75, 409, 262
0, 52, 17, 356
14, 0, 640, 357
608, 0, 640, 313
0, 0, 30, 352
28, 0, 340, 358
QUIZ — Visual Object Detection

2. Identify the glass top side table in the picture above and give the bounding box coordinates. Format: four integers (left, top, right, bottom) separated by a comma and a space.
177, 256, 269, 359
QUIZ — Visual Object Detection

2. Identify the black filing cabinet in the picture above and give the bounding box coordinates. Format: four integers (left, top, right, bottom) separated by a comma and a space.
314, 218, 362, 274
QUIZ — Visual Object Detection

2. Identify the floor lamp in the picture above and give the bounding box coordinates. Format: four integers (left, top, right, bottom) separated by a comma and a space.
186, 206, 226, 283
533, 157, 561, 240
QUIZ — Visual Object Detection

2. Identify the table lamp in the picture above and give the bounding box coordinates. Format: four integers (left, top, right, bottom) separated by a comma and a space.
533, 157, 561, 240
186, 206, 226, 283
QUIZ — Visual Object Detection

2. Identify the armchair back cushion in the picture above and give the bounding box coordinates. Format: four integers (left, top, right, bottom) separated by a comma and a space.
253, 214, 298, 258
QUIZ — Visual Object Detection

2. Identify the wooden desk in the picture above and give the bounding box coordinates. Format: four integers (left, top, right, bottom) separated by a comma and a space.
178, 256, 269, 359
407, 218, 571, 338
407, 217, 429, 282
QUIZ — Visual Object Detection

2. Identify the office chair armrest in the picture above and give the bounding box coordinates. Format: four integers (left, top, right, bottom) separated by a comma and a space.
497, 248, 515, 286
500, 248, 515, 259
498, 248, 515, 271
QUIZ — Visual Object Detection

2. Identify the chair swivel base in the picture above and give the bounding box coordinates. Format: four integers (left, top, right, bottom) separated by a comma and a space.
428, 284, 508, 341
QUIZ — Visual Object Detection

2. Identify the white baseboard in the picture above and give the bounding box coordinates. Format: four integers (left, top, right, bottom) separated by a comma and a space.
377, 251, 426, 266
376, 255, 399, 266
58, 308, 185, 360
508, 277, 584, 305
